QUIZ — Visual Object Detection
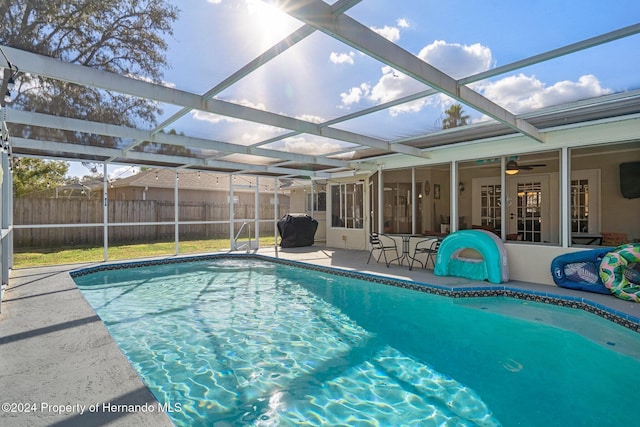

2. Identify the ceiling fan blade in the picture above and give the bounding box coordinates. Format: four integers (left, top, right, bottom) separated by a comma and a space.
520, 164, 547, 170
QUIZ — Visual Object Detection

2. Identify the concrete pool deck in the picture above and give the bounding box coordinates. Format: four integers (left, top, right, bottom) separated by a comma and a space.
2, 245, 639, 426
0, 263, 174, 427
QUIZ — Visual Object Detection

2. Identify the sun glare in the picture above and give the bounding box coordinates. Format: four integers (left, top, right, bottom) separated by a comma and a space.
245, 0, 299, 44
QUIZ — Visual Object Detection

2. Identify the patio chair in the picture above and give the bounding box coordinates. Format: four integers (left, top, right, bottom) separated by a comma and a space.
410, 238, 441, 271
367, 233, 399, 268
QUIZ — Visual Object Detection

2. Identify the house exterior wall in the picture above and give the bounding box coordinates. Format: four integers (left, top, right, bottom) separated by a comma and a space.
295, 142, 639, 286
325, 177, 368, 251
288, 188, 326, 242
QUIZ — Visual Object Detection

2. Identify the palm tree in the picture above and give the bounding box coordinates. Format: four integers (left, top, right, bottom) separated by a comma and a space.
442, 104, 470, 129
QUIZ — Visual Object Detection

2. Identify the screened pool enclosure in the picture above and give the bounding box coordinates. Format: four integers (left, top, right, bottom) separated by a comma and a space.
1, 1, 639, 308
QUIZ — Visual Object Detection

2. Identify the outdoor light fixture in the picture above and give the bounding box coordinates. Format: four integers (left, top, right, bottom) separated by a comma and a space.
458, 181, 465, 192
0, 46, 20, 107
505, 160, 519, 175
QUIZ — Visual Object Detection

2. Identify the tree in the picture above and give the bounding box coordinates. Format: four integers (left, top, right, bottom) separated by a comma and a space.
442, 103, 470, 129
137, 128, 194, 157
1, 1, 179, 147
12, 158, 69, 197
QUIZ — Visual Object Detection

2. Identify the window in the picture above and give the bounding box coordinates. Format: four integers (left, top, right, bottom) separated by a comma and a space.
480, 182, 501, 230
516, 181, 543, 242
306, 191, 326, 212
571, 178, 590, 233
569, 169, 600, 236
382, 182, 419, 234
331, 183, 363, 229
472, 177, 502, 231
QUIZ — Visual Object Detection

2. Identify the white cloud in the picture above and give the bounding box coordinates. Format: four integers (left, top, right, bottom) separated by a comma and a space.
480, 73, 612, 114
340, 39, 611, 119
296, 114, 325, 124
371, 25, 401, 42
340, 40, 493, 112
236, 98, 267, 110
397, 18, 410, 28
369, 67, 420, 103
418, 40, 493, 79
330, 51, 355, 65
191, 98, 267, 124
340, 83, 371, 106
191, 110, 228, 124
239, 126, 281, 145
368, 67, 430, 116
193, 104, 328, 146
280, 135, 345, 155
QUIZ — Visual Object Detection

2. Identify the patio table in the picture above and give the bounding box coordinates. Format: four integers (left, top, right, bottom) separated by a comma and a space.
388, 234, 423, 267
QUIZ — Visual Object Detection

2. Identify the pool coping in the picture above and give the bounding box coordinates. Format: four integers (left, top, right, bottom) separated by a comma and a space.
70, 252, 640, 333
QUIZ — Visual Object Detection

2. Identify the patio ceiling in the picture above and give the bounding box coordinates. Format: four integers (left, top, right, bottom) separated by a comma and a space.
1, 0, 639, 179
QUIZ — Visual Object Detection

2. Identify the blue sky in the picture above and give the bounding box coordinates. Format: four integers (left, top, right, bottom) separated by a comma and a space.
73, 0, 640, 179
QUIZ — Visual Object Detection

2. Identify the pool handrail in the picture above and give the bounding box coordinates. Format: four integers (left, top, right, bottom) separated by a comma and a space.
232, 221, 251, 253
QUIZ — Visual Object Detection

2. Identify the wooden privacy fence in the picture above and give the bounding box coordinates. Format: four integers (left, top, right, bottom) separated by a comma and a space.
14, 198, 289, 248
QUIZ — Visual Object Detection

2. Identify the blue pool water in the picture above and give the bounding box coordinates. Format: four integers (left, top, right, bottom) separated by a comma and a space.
73, 258, 640, 426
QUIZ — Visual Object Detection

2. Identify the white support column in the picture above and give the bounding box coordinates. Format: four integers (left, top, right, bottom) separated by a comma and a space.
229, 174, 235, 249
500, 157, 507, 240
103, 162, 108, 261
174, 171, 179, 255
561, 147, 571, 248
310, 182, 315, 218
450, 161, 458, 232
274, 177, 279, 249
1, 149, 10, 309
411, 168, 416, 235
377, 164, 383, 233
254, 176, 259, 249
7, 154, 13, 272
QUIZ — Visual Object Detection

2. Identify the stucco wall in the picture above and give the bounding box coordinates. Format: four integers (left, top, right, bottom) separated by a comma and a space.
505, 244, 595, 286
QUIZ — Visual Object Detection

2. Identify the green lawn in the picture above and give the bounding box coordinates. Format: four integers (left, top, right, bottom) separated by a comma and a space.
13, 237, 277, 268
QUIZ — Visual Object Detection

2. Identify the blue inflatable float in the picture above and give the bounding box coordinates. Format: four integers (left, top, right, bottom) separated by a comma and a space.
551, 247, 614, 294
435, 230, 509, 284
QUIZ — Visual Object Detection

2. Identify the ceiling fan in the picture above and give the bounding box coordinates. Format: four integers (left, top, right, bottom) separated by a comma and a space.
505, 160, 546, 175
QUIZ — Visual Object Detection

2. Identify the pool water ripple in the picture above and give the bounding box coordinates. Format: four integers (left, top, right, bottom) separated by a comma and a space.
74, 258, 640, 426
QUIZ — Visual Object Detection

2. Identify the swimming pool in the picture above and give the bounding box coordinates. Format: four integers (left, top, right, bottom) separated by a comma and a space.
72, 256, 640, 426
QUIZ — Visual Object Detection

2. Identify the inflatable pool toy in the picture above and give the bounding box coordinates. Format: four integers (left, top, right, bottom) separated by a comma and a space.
550, 248, 613, 294
434, 230, 509, 284
434, 230, 508, 283
599, 243, 640, 302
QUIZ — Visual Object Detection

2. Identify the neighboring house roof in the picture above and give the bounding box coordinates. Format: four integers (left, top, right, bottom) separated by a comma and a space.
109, 169, 297, 192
